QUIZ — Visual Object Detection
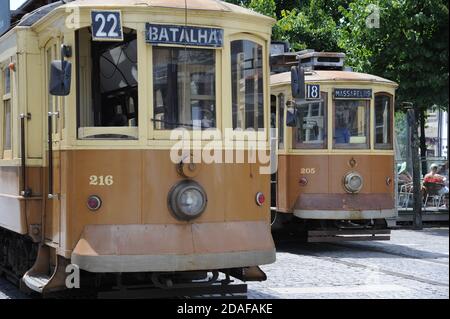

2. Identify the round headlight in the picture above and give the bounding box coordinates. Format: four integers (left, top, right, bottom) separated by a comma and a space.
343, 172, 363, 193
168, 180, 207, 221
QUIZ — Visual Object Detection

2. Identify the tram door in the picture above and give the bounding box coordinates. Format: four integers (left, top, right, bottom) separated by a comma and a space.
270, 95, 277, 208
44, 39, 62, 246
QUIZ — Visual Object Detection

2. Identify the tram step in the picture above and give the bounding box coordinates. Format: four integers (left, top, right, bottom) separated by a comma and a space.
22, 273, 51, 293
307, 229, 391, 243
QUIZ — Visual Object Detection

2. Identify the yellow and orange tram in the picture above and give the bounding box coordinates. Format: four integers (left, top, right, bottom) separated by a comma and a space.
0, 0, 276, 297
270, 50, 398, 242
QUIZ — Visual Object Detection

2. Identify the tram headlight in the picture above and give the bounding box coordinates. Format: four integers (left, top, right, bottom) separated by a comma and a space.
343, 172, 363, 193
168, 180, 207, 221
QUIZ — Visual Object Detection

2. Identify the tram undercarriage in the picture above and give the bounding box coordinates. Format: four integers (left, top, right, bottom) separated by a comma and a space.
271, 211, 391, 242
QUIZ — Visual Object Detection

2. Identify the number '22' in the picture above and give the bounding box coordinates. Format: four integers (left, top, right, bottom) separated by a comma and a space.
95, 13, 119, 37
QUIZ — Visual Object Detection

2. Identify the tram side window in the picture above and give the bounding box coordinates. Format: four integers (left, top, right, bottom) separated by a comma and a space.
77, 28, 138, 139
293, 93, 327, 149
231, 40, 264, 131
278, 93, 285, 149
153, 47, 216, 130
334, 100, 369, 149
2, 66, 12, 158
375, 94, 392, 149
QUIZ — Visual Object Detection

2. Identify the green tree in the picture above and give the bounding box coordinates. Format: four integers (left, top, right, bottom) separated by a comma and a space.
338, 0, 448, 168
338, 0, 449, 111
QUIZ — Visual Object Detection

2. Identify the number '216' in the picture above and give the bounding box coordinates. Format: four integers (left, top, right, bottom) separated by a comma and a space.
89, 175, 114, 186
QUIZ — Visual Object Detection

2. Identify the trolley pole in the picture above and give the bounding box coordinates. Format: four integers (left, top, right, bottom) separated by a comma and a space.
406, 103, 423, 229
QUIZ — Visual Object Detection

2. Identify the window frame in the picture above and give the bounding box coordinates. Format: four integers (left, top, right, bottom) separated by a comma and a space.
374, 92, 394, 150
75, 27, 140, 141
332, 98, 370, 150
149, 44, 222, 141
277, 93, 285, 150
1, 63, 12, 160
228, 34, 268, 142
293, 91, 328, 150
151, 46, 218, 133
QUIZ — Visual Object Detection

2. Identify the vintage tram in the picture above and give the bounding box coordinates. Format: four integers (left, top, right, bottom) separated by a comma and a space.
0, 0, 276, 297
270, 50, 398, 242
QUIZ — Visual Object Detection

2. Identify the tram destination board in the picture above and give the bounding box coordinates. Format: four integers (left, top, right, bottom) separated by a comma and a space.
0, 1, 11, 36
334, 88, 372, 99
146, 24, 224, 47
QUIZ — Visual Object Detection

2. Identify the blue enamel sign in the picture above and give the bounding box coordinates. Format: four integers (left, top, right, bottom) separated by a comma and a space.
306, 84, 321, 100
334, 88, 372, 99
146, 24, 224, 47
91, 10, 123, 41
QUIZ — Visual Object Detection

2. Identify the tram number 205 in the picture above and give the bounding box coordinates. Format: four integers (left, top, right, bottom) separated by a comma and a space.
89, 175, 114, 186
300, 168, 316, 175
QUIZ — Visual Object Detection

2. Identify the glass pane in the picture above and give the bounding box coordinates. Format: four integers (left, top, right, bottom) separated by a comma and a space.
278, 93, 284, 149
294, 93, 327, 148
375, 95, 392, 145
231, 40, 264, 131
153, 47, 216, 130
76, 28, 139, 139
334, 100, 368, 147
4, 67, 10, 94
3, 100, 11, 150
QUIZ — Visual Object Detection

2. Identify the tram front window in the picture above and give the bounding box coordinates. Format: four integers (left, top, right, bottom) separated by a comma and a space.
77, 28, 138, 139
375, 94, 392, 149
153, 47, 216, 130
231, 40, 264, 131
293, 93, 327, 149
334, 100, 369, 148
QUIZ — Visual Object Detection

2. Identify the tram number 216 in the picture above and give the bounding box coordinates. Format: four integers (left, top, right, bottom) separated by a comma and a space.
89, 175, 114, 186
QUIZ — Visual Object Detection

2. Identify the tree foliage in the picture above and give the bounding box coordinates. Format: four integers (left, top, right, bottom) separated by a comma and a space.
338, 0, 449, 110
225, 0, 449, 112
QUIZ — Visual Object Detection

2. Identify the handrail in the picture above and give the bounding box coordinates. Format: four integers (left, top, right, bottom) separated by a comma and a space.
47, 112, 59, 200
20, 113, 32, 198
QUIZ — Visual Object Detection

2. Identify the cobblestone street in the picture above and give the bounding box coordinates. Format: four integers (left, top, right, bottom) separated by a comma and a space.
1, 227, 448, 299
248, 227, 449, 299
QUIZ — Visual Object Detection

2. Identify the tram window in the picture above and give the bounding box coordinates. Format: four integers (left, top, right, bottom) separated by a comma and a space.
3, 100, 11, 152
375, 94, 392, 149
2, 66, 12, 157
293, 93, 327, 149
4, 67, 10, 94
231, 40, 264, 131
334, 100, 369, 149
153, 47, 216, 130
278, 93, 285, 149
77, 28, 138, 139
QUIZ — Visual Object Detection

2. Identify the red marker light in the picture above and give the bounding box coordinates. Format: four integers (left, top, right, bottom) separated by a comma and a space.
87, 195, 102, 211
256, 192, 265, 206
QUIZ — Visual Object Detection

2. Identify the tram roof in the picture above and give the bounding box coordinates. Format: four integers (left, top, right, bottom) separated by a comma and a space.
12, 0, 274, 31
270, 70, 398, 87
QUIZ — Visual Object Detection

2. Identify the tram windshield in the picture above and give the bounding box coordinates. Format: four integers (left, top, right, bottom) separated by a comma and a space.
153, 47, 216, 130
231, 40, 264, 131
293, 93, 327, 149
375, 94, 393, 148
334, 100, 369, 148
77, 27, 138, 139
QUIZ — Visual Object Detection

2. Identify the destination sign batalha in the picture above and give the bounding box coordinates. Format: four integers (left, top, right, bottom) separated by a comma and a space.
146, 24, 223, 47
